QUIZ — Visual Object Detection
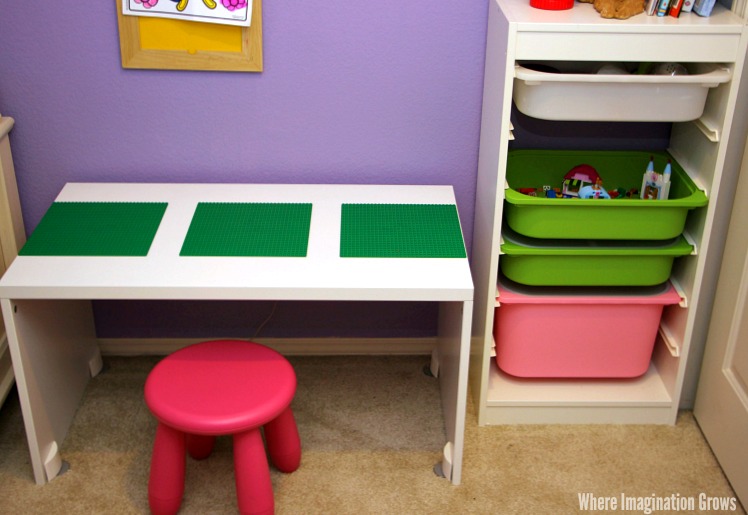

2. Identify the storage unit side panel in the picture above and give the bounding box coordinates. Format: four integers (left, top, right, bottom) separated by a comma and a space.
677, 31, 748, 407
0, 116, 26, 407
470, 0, 515, 424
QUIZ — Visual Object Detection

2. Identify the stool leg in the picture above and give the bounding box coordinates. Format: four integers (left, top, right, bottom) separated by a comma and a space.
264, 406, 301, 473
186, 434, 215, 460
149, 423, 186, 515
233, 429, 274, 515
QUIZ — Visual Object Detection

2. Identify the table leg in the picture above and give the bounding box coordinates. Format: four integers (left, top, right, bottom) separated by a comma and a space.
435, 300, 473, 485
1, 298, 99, 484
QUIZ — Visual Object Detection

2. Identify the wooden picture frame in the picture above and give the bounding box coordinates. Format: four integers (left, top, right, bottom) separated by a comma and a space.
115, 0, 262, 72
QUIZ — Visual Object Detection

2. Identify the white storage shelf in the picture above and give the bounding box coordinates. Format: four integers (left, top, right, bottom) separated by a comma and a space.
0, 115, 25, 408
469, 0, 748, 425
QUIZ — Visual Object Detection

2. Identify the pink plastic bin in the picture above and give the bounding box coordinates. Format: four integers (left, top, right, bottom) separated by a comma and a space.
494, 279, 682, 378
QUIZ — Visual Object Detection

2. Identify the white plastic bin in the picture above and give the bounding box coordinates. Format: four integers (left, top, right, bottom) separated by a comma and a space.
513, 62, 731, 122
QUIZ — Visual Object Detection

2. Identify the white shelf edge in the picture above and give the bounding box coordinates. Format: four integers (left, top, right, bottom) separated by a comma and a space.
692, 117, 721, 143
486, 361, 673, 407
682, 230, 699, 255
658, 324, 681, 357
669, 276, 689, 308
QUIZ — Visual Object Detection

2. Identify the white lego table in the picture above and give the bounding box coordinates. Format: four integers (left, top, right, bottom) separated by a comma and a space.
0, 183, 474, 485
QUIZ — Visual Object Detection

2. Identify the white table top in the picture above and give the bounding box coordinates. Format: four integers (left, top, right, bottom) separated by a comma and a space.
0, 183, 473, 301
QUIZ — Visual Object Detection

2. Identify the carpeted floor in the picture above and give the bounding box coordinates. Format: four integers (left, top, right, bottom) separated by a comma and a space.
0, 355, 743, 514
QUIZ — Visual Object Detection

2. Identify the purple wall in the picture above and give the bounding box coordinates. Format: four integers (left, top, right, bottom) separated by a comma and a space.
0, 2, 488, 338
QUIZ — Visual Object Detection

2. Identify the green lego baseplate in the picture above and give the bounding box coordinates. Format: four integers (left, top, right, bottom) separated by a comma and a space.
180, 202, 313, 257
340, 203, 466, 258
19, 202, 168, 257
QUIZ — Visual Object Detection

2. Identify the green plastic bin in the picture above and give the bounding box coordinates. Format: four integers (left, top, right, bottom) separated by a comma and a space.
505, 150, 707, 240
500, 226, 693, 286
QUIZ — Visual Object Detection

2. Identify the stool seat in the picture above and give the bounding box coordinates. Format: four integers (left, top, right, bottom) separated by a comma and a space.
144, 340, 301, 515
145, 339, 297, 435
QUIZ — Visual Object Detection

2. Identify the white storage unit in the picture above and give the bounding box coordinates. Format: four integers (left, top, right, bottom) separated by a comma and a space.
469, 0, 748, 424
0, 115, 26, 407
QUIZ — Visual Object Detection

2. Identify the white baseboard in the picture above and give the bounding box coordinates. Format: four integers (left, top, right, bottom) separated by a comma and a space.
98, 337, 436, 356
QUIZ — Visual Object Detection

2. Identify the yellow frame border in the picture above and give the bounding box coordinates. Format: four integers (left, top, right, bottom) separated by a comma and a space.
116, 0, 262, 72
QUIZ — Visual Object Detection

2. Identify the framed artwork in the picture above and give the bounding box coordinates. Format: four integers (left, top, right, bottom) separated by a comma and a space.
115, 0, 262, 72
123, 0, 253, 27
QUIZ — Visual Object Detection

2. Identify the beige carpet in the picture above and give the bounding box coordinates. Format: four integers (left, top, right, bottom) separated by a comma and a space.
0, 355, 743, 514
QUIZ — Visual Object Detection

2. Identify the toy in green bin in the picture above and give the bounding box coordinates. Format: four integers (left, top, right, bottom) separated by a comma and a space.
579, 178, 611, 199
516, 162, 644, 200
641, 156, 671, 200
562, 164, 610, 199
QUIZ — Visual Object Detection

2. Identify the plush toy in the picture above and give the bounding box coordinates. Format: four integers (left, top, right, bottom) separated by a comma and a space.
578, 0, 645, 19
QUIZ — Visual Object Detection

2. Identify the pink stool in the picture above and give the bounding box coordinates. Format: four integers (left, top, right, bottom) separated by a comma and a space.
144, 340, 301, 515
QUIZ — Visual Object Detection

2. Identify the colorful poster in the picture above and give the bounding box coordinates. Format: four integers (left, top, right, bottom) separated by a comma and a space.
123, 0, 252, 27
